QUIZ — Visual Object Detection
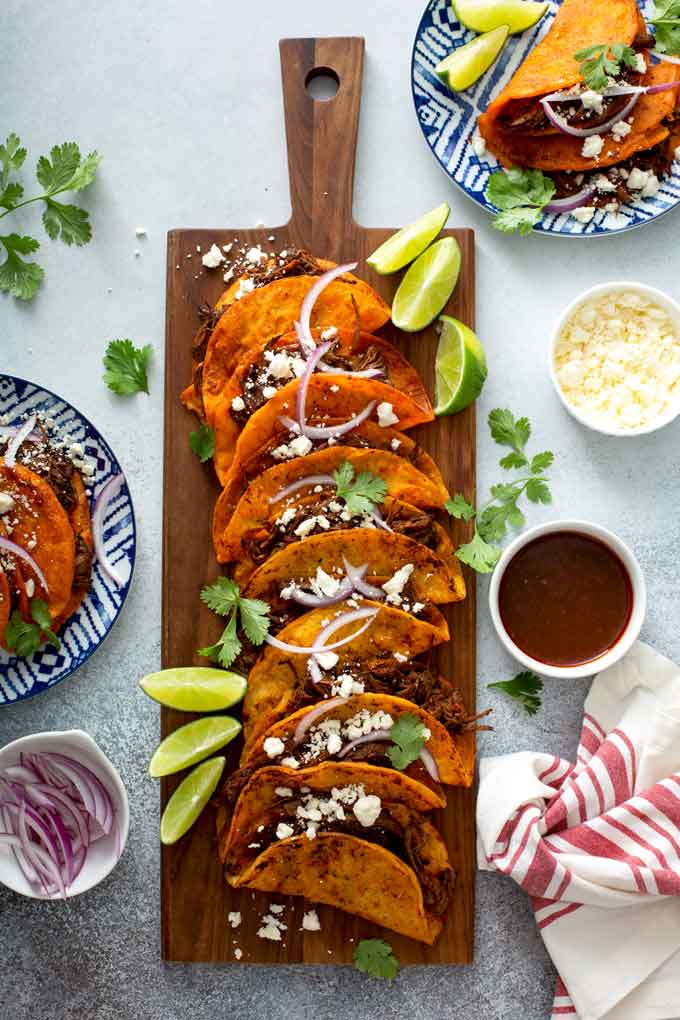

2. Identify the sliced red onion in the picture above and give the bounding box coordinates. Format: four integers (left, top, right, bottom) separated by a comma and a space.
92, 473, 125, 587
370, 508, 393, 533
269, 474, 335, 505
343, 558, 385, 600
298, 262, 358, 349
289, 577, 354, 608
545, 186, 596, 214
540, 92, 639, 137
0, 536, 49, 595
296, 340, 331, 435
318, 364, 384, 379
4, 414, 37, 468
419, 746, 441, 782
292, 696, 349, 746
652, 50, 680, 66
337, 730, 393, 756
645, 81, 680, 94
265, 607, 378, 656
282, 401, 377, 441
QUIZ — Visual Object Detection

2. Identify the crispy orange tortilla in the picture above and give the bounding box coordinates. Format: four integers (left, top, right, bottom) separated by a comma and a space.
214, 425, 449, 527
201, 274, 391, 425
242, 692, 472, 791
0, 463, 75, 622
54, 472, 93, 629
478, 0, 680, 170
215, 375, 434, 486
241, 600, 449, 750
214, 447, 449, 564
207, 327, 433, 477
219, 762, 452, 944
0, 567, 10, 648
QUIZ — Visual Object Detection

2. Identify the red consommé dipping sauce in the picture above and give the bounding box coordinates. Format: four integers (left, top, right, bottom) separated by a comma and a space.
498, 531, 633, 668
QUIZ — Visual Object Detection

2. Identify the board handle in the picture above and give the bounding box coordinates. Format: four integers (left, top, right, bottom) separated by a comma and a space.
279, 37, 365, 250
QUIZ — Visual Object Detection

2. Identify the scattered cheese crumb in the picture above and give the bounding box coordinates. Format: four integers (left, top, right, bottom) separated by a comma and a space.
580, 90, 604, 114
611, 120, 632, 142
231, 395, 245, 412
571, 206, 596, 224
202, 244, 225, 269
302, 910, 321, 932
581, 134, 603, 159
234, 948, 243, 960
276, 822, 294, 839
353, 794, 382, 827
263, 737, 285, 758
377, 401, 399, 428
228, 912, 242, 928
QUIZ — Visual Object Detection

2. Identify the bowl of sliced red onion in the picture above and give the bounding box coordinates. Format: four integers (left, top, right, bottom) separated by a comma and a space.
0, 729, 129, 899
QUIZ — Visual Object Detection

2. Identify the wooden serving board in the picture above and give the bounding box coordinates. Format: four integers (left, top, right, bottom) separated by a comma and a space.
162, 36, 476, 965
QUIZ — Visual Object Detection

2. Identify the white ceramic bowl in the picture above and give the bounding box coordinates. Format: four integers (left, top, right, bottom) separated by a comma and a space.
550, 281, 680, 437
0, 729, 129, 899
488, 519, 646, 680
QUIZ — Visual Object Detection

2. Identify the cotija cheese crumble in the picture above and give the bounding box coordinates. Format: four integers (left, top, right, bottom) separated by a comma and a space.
554, 290, 680, 430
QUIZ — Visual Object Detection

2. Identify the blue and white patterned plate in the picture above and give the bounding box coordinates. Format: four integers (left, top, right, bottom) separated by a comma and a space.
0, 376, 136, 705
411, 0, 680, 236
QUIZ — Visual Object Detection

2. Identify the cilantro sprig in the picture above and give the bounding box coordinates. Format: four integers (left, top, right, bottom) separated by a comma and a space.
486, 168, 555, 236
198, 577, 271, 669
0, 135, 101, 300
189, 423, 215, 463
103, 339, 153, 396
5, 599, 60, 657
332, 461, 388, 516
575, 43, 638, 92
488, 671, 543, 716
353, 938, 400, 980
446, 408, 554, 573
387, 713, 429, 770
649, 0, 680, 55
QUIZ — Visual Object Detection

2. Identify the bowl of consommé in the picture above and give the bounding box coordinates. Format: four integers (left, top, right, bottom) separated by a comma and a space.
488, 520, 646, 679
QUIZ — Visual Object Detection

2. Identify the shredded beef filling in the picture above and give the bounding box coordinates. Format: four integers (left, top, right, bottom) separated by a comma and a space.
73, 534, 93, 589
549, 140, 674, 205
13, 433, 77, 512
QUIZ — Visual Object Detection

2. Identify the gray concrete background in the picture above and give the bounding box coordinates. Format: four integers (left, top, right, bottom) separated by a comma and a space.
2, 0, 679, 1017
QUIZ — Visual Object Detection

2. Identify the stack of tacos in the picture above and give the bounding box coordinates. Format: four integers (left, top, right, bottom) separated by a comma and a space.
0, 424, 94, 649
184, 249, 484, 944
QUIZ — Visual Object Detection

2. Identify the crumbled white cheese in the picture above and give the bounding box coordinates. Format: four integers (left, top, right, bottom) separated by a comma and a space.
290, 435, 313, 457
331, 674, 365, 698
581, 134, 604, 159
675, 145, 680, 162
580, 90, 604, 114
202, 244, 225, 269
235, 277, 256, 300
0, 493, 15, 514
382, 563, 414, 604
377, 401, 399, 428
571, 206, 596, 223
281, 756, 300, 769
314, 650, 339, 671
277, 507, 296, 528
311, 567, 341, 598
276, 822, 294, 839
394, 651, 408, 663
611, 120, 632, 142
634, 53, 647, 74
234, 948, 243, 960
263, 736, 285, 758
390, 438, 401, 451
228, 911, 242, 928
353, 794, 382, 828
135, 226, 147, 237
25, 579, 35, 598
641, 173, 660, 199
554, 289, 680, 430
470, 130, 487, 157
267, 352, 296, 380
302, 909, 321, 932
627, 167, 649, 191
321, 327, 338, 340
262, 385, 278, 400
231, 395, 245, 412
275, 786, 293, 797
223, 267, 235, 283
246, 246, 266, 264
594, 175, 616, 194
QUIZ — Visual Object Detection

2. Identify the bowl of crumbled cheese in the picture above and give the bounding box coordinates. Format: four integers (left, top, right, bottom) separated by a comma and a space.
550, 282, 680, 436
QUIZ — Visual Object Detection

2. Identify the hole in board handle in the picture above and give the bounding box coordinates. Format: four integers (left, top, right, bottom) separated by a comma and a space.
305, 67, 340, 102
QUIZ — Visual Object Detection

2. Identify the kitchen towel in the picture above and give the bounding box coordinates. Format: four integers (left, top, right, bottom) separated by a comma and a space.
477, 641, 680, 1020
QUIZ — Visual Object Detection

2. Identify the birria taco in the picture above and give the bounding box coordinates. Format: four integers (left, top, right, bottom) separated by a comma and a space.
214, 426, 448, 533
208, 327, 433, 479
217, 762, 454, 943
478, 0, 680, 198
213, 446, 449, 564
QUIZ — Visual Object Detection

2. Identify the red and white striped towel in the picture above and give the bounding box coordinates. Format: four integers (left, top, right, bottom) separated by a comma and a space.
477, 641, 680, 1020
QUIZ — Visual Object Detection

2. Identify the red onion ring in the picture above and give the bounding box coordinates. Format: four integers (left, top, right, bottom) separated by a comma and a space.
269, 474, 335, 505
289, 576, 354, 609
318, 364, 384, 379
291, 696, 350, 746
296, 340, 332, 435
370, 508, 393, 533
298, 263, 358, 349
646, 81, 680, 94
0, 536, 49, 595
265, 607, 379, 656
418, 746, 441, 782
4, 414, 37, 468
335, 729, 441, 780
342, 558, 384, 600
544, 186, 596, 214
281, 400, 377, 441
92, 473, 125, 587
540, 92, 639, 138
652, 50, 680, 66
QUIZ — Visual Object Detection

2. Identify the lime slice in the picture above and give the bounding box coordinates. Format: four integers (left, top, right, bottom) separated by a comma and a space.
149, 716, 242, 778
367, 203, 450, 275
435, 316, 487, 415
140, 667, 247, 712
435, 26, 509, 92
160, 757, 226, 845
391, 237, 462, 333
453, 0, 549, 34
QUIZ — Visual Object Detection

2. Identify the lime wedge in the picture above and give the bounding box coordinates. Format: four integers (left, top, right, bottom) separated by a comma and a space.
140, 667, 247, 712
160, 757, 226, 844
435, 26, 509, 92
453, 0, 549, 34
391, 237, 461, 333
367, 203, 450, 275
435, 316, 487, 415
149, 716, 241, 778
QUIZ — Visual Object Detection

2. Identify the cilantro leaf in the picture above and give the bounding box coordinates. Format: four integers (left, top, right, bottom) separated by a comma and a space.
456, 530, 501, 573
499, 451, 528, 470
486, 168, 555, 235
575, 43, 637, 92
0, 233, 44, 301
530, 451, 554, 473
198, 577, 270, 667
198, 614, 241, 670
353, 939, 400, 980
42, 199, 91, 246
488, 671, 543, 716
200, 577, 241, 615
0, 134, 27, 186
5, 599, 60, 657
650, 0, 680, 54
444, 493, 476, 522
489, 408, 530, 455
333, 460, 387, 516
525, 477, 552, 504
0, 181, 23, 211
36, 142, 84, 194
387, 713, 428, 770
189, 423, 215, 463
103, 339, 152, 396
239, 597, 271, 646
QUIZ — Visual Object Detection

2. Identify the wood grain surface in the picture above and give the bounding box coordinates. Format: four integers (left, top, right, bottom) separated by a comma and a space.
162, 36, 476, 965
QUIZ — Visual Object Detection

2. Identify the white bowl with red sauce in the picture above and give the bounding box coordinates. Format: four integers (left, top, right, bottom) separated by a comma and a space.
488, 520, 646, 680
